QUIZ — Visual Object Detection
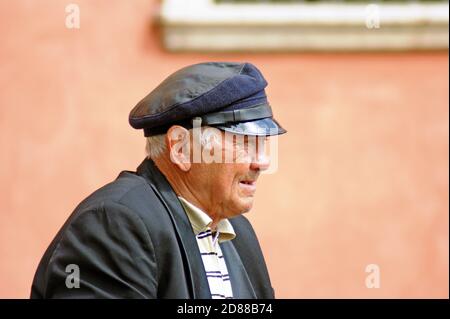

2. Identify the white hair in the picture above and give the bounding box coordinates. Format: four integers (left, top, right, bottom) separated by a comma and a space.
145, 134, 167, 159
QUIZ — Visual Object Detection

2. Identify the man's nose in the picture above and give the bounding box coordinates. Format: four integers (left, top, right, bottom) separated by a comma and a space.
250, 152, 271, 172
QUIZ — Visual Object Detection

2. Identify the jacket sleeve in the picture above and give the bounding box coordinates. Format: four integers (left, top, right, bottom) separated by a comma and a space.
34, 201, 158, 298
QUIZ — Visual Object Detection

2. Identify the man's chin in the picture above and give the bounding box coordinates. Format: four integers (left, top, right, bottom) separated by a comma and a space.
235, 198, 254, 215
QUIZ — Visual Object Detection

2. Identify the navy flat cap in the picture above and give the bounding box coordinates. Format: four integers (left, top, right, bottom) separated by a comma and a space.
129, 62, 286, 137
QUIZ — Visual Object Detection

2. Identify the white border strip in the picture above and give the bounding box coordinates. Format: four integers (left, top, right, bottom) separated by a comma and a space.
161, 0, 449, 25
159, 0, 449, 51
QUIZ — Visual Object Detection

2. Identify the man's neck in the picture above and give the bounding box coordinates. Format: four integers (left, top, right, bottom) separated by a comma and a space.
153, 156, 222, 229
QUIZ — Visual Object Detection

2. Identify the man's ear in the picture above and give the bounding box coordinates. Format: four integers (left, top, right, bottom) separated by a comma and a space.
167, 126, 191, 172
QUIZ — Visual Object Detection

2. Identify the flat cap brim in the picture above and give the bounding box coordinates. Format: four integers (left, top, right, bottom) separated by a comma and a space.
214, 117, 286, 136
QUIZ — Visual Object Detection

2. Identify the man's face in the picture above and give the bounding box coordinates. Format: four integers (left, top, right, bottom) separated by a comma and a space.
187, 130, 270, 218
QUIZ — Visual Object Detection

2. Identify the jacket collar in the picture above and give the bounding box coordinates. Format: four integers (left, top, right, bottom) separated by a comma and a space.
136, 158, 211, 299
178, 196, 236, 243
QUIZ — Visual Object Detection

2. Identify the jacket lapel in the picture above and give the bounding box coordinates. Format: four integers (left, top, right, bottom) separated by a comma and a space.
221, 242, 257, 299
136, 159, 211, 299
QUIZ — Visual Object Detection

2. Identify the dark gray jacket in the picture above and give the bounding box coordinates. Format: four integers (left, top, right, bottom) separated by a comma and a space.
31, 159, 274, 299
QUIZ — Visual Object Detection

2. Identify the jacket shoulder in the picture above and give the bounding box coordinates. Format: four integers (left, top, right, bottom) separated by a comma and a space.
73, 171, 153, 211
31, 171, 165, 298
68, 170, 173, 240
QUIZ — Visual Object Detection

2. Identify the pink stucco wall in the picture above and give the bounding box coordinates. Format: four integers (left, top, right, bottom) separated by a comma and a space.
0, 0, 448, 298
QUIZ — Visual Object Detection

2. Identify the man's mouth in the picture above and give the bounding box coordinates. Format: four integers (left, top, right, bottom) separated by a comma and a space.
239, 179, 257, 194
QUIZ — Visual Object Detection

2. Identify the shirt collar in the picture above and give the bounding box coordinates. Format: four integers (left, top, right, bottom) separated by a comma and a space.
178, 196, 236, 243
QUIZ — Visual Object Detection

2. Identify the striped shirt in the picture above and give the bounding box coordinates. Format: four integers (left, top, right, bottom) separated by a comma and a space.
178, 197, 236, 299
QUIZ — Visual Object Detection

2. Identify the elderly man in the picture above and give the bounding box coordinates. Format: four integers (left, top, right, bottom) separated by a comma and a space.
31, 62, 286, 299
